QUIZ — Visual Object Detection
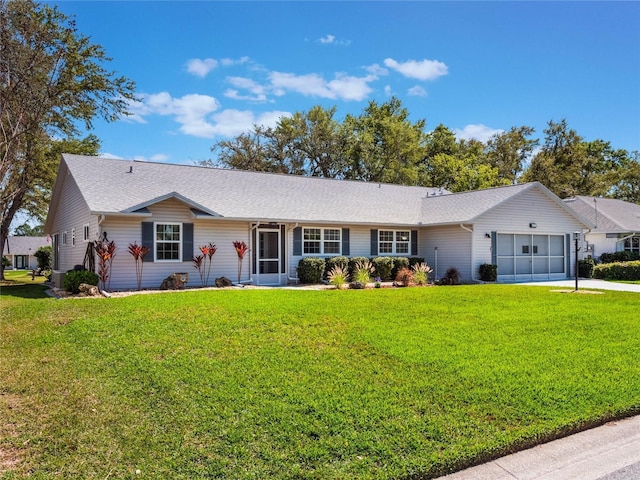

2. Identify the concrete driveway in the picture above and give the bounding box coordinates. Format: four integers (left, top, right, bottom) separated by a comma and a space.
514, 278, 640, 293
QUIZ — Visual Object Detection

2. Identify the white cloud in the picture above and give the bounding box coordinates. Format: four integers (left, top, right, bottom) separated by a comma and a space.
318, 34, 350, 46
225, 76, 269, 101
383, 58, 448, 80
366, 63, 389, 76
268, 71, 375, 101
454, 124, 504, 143
220, 56, 250, 67
99, 152, 125, 159
319, 34, 336, 44
186, 58, 219, 78
384, 85, 393, 96
128, 91, 221, 138
407, 85, 427, 97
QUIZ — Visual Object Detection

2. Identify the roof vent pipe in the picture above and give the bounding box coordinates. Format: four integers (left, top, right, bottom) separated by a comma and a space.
128, 166, 133, 173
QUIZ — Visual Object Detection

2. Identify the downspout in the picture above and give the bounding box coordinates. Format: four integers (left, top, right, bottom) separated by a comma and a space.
287, 223, 300, 283
616, 232, 639, 252
460, 224, 477, 282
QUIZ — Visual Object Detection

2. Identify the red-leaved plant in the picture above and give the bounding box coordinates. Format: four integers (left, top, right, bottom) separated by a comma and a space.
94, 239, 117, 291
232, 240, 249, 284
128, 242, 149, 290
193, 242, 217, 287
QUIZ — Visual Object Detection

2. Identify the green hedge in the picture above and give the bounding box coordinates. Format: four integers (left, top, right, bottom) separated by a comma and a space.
578, 258, 595, 278
297, 257, 325, 284
599, 251, 640, 264
592, 260, 640, 281
63, 270, 99, 294
479, 263, 497, 282
371, 257, 394, 281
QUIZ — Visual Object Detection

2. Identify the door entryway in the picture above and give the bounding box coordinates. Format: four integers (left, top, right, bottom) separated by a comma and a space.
497, 233, 567, 281
254, 224, 285, 285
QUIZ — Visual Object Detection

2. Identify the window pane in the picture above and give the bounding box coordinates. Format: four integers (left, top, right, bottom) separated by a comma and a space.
516, 257, 532, 274
550, 257, 565, 273
396, 243, 409, 254
379, 231, 394, 242
324, 229, 340, 241
550, 235, 564, 256
304, 242, 320, 254
497, 234, 514, 256
533, 235, 548, 256
380, 243, 393, 254
515, 235, 531, 256
304, 228, 321, 240
157, 242, 179, 260
497, 257, 514, 275
324, 242, 340, 254
396, 231, 410, 242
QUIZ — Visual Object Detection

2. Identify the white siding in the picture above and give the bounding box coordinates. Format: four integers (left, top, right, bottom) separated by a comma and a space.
100, 198, 252, 290
47, 171, 94, 279
473, 189, 586, 280
422, 225, 472, 282
585, 233, 622, 258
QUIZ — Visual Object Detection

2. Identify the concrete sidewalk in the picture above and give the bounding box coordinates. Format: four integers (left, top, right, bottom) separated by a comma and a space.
436, 415, 640, 480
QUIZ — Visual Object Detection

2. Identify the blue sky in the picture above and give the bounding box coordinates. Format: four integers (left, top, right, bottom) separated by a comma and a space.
53, 1, 640, 164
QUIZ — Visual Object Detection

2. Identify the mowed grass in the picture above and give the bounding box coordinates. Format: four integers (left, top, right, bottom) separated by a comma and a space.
1, 285, 639, 479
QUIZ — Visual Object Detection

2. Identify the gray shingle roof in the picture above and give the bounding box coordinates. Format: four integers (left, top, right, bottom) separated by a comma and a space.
3, 236, 50, 255
57, 154, 589, 227
564, 196, 640, 232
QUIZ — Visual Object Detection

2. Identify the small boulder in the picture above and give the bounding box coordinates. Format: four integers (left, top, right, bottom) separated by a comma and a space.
215, 276, 234, 288
78, 283, 100, 296
160, 273, 188, 290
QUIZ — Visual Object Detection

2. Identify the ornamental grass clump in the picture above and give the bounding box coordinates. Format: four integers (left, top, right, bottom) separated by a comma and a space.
412, 262, 433, 285
395, 267, 413, 287
352, 259, 374, 286
327, 266, 348, 290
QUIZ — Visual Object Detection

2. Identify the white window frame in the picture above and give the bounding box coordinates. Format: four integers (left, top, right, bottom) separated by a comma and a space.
62, 231, 67, 246
379, 230, 410, 255
83, 224, 90, 242
302, 227, 341, 256
624, 236, 640, 253
154, 222, 182, 262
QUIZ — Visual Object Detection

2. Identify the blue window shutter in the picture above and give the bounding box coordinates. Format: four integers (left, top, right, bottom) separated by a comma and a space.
491, 231, 497, 265
293, 227, 302, 255
183, 223, 194, 261
281, 225, 286, 273
370, 229, 378, 256
342, 228, 350, 256
142, 222, 154, 262
411, 230, 418, 256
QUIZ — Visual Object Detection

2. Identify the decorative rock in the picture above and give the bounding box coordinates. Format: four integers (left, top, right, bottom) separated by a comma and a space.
78, 283, 100, 296
160, 273, 188, 290
214, 276, 233, 288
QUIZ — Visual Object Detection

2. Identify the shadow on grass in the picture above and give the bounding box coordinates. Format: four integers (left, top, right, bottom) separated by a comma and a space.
0, 282, 50, 299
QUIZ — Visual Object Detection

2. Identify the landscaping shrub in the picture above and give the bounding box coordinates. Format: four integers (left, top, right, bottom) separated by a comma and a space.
347, 257, 369, 277
34, 246, 52, 270
392, 257, 409, 278
327, 266, 348, 289
352, 259, 374, 285
371, 256, 394, 281
325, 256, 348, 278
578, 258, 595, 278
297, 257, 325, 284
2, 256, 10, 268
440, 267, 461, 285
408, 257, 425, 268
63, 270, 99, 294
395, 267, 413, 287
599, 251, 640, 264
592, 260, 640, 281
479, 263, 497, 282
412, 262, 432, 285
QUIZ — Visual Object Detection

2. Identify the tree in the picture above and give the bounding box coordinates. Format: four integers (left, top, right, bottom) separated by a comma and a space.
0, 0, 135, 280
608, 151, 640, 204
521, 119, 628, 198
485, 126, 538, 184
12, 222, 43, 236
343, 97, 428, 185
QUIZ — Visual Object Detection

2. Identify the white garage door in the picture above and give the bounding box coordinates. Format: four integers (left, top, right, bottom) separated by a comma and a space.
496, 234, 567, 281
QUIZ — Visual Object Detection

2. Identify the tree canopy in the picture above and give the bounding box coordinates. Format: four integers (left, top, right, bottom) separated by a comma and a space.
0, 0, 136, 279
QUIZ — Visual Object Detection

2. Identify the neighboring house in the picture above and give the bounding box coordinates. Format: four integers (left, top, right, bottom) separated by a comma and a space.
44, 154, 592, 290
564, 196, 640, 259
2, 236, 50, 270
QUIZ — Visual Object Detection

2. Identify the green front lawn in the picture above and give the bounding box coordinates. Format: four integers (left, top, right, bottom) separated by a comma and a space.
1, 285, 639, 479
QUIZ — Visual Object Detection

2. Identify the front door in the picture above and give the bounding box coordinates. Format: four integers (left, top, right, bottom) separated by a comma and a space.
257, 227, 281, 285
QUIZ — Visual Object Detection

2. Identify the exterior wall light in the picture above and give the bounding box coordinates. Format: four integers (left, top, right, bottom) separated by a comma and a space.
529, 223, 537, 228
